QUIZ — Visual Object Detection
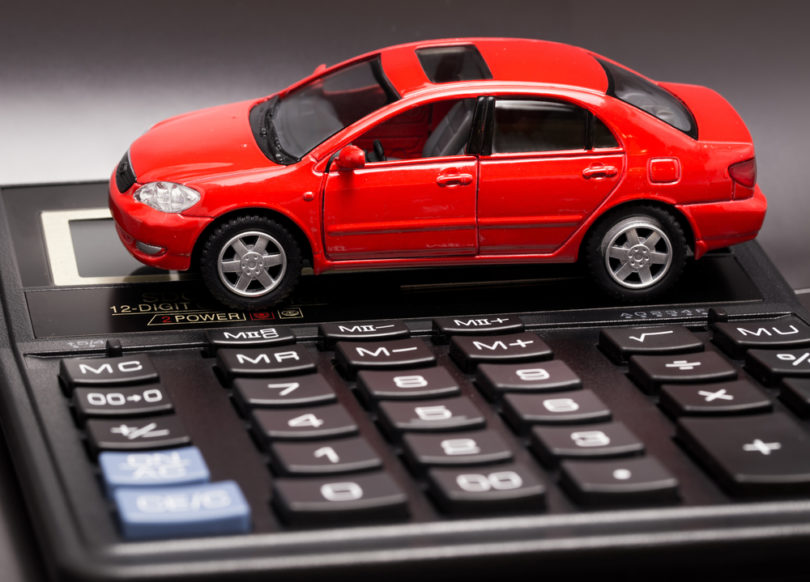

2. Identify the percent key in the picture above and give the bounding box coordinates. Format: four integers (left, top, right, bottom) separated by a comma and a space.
745, 348, 810, 385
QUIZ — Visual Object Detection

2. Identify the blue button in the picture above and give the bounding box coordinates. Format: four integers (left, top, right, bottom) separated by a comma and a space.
115, 481, 251, 540
99, 446, 210, 495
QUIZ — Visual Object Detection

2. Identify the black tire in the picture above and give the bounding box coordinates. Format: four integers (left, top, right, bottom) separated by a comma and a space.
199, 215, 302, 310
583, 205, 687, 301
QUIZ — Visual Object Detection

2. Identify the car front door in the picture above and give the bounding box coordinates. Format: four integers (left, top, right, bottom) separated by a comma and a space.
322, 98, 479, 261
477, 98, 625, 255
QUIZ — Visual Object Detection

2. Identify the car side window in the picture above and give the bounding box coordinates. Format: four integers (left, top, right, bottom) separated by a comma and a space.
593, 116, 619, 149
492, 99, 617, 153
354, 98, 477, 162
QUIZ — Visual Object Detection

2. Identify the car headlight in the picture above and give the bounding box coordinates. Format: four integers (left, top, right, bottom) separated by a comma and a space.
133, 182, 201, 213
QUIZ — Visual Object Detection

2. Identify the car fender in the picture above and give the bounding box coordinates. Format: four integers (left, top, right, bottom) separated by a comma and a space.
557, 192, 694, 262
185, 165, 326, 268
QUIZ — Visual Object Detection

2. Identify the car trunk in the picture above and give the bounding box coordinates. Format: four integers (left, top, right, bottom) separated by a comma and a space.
659, 82, 752, 144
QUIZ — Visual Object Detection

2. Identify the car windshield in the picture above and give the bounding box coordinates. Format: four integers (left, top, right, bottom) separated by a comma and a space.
272, 57, 398, 159
598, 58, 697, 138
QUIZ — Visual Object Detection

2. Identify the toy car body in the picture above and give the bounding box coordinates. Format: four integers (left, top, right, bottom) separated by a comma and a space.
109, 38, 766, 309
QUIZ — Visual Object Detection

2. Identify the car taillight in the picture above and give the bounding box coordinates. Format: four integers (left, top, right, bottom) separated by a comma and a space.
729, 158, 757, 188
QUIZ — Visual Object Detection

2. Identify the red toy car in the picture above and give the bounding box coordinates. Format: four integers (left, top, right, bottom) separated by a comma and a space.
110, 38, 766, 309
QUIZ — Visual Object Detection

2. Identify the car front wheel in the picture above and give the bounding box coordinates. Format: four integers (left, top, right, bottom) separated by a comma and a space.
584, 206, 687, 301
199, 216, 301, 310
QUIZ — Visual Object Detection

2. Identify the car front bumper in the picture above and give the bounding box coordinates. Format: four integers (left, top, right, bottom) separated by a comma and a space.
108, 179, 212, 271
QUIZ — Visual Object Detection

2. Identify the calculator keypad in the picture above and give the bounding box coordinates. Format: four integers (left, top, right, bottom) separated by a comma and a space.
54, 312, 810, 541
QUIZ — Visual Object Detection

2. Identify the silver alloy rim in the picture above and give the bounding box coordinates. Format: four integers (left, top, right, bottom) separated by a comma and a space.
216, 230, 287, 297
601, 217, 673, 289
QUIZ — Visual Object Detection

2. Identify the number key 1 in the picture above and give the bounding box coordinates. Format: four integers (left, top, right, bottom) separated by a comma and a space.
269, 436, 383, 475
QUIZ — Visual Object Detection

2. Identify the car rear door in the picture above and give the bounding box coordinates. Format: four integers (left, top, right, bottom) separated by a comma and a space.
477, 97, 624, 255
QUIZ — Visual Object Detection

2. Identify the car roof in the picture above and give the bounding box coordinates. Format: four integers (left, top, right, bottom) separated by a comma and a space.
376, 38, 609, 97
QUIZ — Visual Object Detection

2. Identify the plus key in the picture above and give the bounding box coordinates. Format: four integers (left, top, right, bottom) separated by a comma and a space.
677, 413, 810, 495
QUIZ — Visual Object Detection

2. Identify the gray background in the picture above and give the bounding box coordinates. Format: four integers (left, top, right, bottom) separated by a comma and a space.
0, 2, 809, 578
1, 0, 808, 291
0, 0, 810, 288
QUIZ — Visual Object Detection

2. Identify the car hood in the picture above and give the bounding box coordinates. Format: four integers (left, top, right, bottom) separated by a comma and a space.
130, 99, 275, 184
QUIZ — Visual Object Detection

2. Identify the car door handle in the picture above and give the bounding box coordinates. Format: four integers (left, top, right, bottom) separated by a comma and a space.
582, 165, 618, 179
436, 172, 474, 187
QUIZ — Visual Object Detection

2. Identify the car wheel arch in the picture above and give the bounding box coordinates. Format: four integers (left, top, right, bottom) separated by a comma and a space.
191, 208, 314, 272
579, 199, 695, 262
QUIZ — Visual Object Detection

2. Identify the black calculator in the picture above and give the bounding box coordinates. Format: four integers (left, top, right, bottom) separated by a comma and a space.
2, 183, 810, 581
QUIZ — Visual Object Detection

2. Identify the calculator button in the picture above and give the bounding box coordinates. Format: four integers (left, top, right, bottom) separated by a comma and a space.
251, 404, 358, 442
206, 326, 295, 349
677, 413, 810, 495
73, 384, 173, 421
432, 316, 524, 340
780, 378, 810, 417
232, 374, 336, 410
59, 355, 158, 394
599, 326, 703, 363
475, 360, 581, 399
712, 317, 810, 359
530, 422, 644, 465
86, 416, 191, 456
450, 332, 553, 372
115, 480, 251, 540
217, 345, 316, 379
318, 321, 410, 348
335, 339, 436, 376
377, 396, 486, 435
427, 463, 546, 513
356, 367, 460, 402
502, 390, 611, 429
560, 456, 679, 506
99, 446, 210, 494
402, 430, 513, 468
270, 437, 382, 475
745, 348, 810, 386
272, 472, 408, 525
628, 351, 737, 394
659, 379, 772, 417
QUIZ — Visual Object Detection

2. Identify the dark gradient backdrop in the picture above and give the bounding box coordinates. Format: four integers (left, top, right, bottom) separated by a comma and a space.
2, 0, 808, 289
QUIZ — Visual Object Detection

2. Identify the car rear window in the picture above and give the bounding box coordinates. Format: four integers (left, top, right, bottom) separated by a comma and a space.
416, 45, 492, 83
597, 58, 697, 138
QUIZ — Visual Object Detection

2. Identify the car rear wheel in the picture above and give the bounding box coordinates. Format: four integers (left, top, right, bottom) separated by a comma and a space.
584, 206, 687, 301
199, 216, 301, 310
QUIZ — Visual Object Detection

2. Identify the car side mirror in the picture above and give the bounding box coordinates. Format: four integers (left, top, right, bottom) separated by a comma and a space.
335, 145, 366, 171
